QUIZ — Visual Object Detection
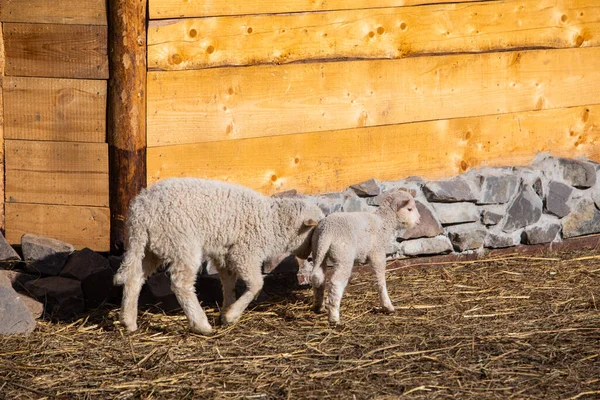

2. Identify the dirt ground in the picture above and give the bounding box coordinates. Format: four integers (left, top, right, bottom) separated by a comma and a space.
1, 250, 599, 399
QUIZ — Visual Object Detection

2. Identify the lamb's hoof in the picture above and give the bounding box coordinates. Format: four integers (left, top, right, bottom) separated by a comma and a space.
312, 305, 324, 314
120, 318, 138, 333
191, 324, 214, 336
220, 312, 239, 327
383, 306, 396, 314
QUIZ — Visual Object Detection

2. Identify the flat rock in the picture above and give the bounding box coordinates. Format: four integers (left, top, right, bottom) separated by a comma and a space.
314, 193, 345, 215
423, 176, 479, 203
545, 181, 573, 218
0, 284, 36, 335
349, 179, 382, 197
514, 166, 545, 199
523, 217, 562, 245
399, 236, 453, 257
342, 197, 375, 212
399, 201, 443, 240
477, 174, 519, 205
533, 155, 597, 189
445, 223, 487, 252
22, 234, 75, 276
484, 229, 521, 249
24, 276, 84, 320
501, 184, 543, 233
561, 198, 600, 238
431, 202, 480, 226
0, 233, 20, 261
60, 248, 114, 309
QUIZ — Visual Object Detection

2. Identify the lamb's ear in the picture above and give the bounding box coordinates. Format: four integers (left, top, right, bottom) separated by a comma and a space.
303, 218, 319, 227
395, 199, 410, 211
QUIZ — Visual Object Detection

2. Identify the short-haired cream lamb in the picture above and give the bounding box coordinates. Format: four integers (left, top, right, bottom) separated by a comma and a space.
310, 190, 421, 323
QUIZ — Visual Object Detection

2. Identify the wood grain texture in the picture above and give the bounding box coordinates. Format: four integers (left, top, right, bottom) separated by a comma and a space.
5, 140, 108, 173
6, 170, 109, 207
147, 105, 600, 195
0, 0, 107, 25
108, 0, 147, 253
5, 203, 110, 250
0, 23, 5, 230
147, 47, 600, 147
148, 0, 600, 71
149, 0, 485, 19
3, 23, 108, 79
3, 77, 106, 142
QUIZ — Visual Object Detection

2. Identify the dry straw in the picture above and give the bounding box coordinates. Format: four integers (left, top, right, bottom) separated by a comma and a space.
1, 251, 599, 399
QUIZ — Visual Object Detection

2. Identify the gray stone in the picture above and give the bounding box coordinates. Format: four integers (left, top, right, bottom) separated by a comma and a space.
271, 189, 298, 198
514, 166, 545, 199
445, 223, 487, 252
314, 193, 345, 215
59, 248, 114, 309
1, 273, 44, 319
484, 229, 521, 249
22, 234, 75, 276
431, 202, 480, 226
350, 179, 382, 197
481, 208, 504, 226
0, 282, 36, 335
0, 233, 20, 261
561, 198, 600, 238
523, 217, 562, 245
0, 270, 37, 292
144, 272, 180, 312
533, 155, 597, 189
399, 201, 443, 240
501, 184, 543, 232
342, 197, 375, 212
399, 236, 453, 257
545, 181, 573, 218
477, 174, 519, 205
24, 276, 84, 320
423, 177, 479, 203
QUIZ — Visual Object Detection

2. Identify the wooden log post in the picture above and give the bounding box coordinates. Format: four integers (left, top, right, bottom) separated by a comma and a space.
0, 23, 5, 233
107, 0, 147, 254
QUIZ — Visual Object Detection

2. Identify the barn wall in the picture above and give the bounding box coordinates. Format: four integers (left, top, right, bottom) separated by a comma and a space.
0, 0, 110, 250
146, 0, 600, 195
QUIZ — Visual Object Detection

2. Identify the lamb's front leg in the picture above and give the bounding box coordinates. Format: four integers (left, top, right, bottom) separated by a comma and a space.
326, 258, 354, 324
370, 253, 395, 313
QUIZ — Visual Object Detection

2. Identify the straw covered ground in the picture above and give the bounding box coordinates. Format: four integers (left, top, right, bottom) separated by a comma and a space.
1, 250, 599, 399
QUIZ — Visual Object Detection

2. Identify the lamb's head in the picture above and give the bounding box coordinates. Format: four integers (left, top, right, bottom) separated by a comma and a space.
379, 190, 421, 230
274, 198, 324, 259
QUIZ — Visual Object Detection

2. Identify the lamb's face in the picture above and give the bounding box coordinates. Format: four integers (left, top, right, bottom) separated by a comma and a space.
389, 191, 421, 229
288, 203, 325, 259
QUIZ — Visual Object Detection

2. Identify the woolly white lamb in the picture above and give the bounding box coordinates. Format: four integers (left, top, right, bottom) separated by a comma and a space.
310, 190, 421, 323
113, 178, 324, 335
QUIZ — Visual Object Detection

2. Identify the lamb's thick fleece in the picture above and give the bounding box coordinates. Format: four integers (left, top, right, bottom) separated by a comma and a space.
114, 178, 324, 334
310, 190, 420, 323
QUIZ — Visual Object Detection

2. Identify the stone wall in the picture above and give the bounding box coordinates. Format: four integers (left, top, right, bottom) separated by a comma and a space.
282, 155, 600, 259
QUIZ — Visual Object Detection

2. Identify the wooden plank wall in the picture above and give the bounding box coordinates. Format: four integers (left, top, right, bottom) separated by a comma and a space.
147, 0, 600, 195
0, 0, 109, 250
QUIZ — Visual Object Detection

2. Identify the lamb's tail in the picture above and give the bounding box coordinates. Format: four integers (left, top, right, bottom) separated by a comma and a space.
311, 227, 332, 270
113, 217, 148, 286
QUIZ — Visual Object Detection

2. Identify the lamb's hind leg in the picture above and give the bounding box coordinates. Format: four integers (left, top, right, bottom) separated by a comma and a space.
221, 254, 263, 326
170, 258, 213, 335
214, 258, 238, 313
371, 253, 395, 313
326, 258, 354, 324
311, 261, 327, 313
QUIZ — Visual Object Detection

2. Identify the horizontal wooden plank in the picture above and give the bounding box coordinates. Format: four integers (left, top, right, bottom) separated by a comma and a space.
0, 0, 107, 25
147, 47, 600, 147
3, 23, 108, 79
6, 203, 110, 251
149, 0, 485, 19
5, 140, 108, 173
148, 0, 600, 71
6, 170, 109, 207
147, 105, 600, 195
3, 77, 106, 142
